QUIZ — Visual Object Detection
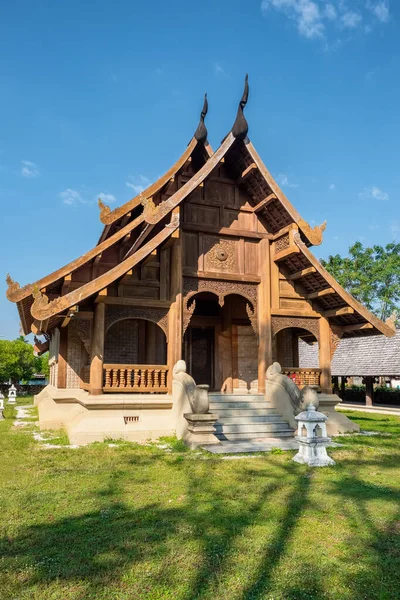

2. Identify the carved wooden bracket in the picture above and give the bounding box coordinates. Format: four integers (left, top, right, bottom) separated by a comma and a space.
105, 305, 169, 340
271, 316, 320, 341
330, 327, 343, 358
182, 276, 259, 338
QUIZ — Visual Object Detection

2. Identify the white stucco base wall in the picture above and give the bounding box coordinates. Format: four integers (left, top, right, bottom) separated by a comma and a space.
35, 385, 179, 445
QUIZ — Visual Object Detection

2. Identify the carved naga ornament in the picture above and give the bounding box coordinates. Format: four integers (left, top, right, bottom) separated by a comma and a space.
98, 198, 111, 223
232, 74, 249, 141
297, 219, 327, 247
6, 274, 21, 300
194, 93, 208, 144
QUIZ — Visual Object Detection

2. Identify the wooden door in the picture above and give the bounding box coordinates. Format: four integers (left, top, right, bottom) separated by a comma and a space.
185, 327, 214, 388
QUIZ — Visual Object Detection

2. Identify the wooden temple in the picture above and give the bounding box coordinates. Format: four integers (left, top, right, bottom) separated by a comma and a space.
6, 77, 395, 443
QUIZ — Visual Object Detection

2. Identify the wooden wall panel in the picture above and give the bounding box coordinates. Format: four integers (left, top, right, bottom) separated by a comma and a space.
186, 203, 220, 227
183, 232, 199, 270
204, 181, 235, 207
244, 240, 259, 275
223, 209, 256, 232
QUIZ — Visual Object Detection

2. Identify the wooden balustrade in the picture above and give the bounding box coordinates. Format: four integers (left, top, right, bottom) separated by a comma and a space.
80, 366, 91, 391
282, 367, 321, 389
103, 364, 168, 393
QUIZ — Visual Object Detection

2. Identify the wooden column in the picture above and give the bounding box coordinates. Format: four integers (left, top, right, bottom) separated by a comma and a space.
319, 317, 332, 394
167, 234, 182, 392
57, 326, 68, 388
340, 376, 346, 400
258, 239, 272, 393
332, 376, 340, 396
365, 376, 374, 407
221, 300, 233, 393
89, 301, 105, 395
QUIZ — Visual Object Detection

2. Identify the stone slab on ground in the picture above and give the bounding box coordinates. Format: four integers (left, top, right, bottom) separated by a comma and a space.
204, 437, 343, 454
204, 437, 299, 454
338, 403, 400, 417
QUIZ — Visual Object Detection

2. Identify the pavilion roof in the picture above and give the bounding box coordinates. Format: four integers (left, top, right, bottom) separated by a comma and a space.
299, 329, 400, 376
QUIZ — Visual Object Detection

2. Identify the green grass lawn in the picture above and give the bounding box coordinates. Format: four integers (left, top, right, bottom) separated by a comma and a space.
0, 408, 399, 600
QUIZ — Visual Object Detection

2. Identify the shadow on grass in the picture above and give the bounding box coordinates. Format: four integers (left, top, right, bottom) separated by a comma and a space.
0, 458, 319, 599
327, 475, 400, 598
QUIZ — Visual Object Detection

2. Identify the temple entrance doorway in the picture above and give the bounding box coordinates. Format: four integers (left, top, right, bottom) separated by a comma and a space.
183, 292, 257, 392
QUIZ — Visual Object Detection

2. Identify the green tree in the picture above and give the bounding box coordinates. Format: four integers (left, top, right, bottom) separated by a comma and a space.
34, 352, 50, 378
321, 241, 400, 321
0, 338, 38, 383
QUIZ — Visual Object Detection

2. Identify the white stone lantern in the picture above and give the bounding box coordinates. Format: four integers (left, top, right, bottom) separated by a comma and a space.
293, 392, 335, 467
0, 392, 4, 419
8, 384, 17, 405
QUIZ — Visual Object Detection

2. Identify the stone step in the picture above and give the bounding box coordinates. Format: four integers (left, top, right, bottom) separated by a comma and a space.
209, 394, 265, 402
210, 402, 270, 410
217, 415, 287, 424
212, 408, 278, 417
215, 430, 294, 441
215, 422, 294, 434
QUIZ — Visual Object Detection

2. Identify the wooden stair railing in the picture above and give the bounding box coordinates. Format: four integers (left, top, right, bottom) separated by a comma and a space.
102, 364, 168, 393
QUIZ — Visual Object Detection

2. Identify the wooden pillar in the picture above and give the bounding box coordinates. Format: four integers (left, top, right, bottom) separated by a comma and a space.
258, 239, 272, 393
340, 376, 346, 400
89, 301, 105, 395
221, 300, 233, 393
57, 326, 68, 388
232, 324, 239, 391
319, 317, 332, 394
365, 376, 374, 407
332, 376, 340, 396
167, 234, 182, 392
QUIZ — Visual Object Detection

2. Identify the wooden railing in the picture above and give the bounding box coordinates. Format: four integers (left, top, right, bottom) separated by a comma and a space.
80, 366, 90, 391
282, 368, 321, 389
103, 364, 169, 393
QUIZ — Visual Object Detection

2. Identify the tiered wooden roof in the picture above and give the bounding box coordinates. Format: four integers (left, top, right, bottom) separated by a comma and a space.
6, 77, 395, 340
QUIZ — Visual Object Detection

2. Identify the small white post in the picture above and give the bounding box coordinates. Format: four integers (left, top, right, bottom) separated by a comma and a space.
0, 392, 4, 419
8, 384, 17, 405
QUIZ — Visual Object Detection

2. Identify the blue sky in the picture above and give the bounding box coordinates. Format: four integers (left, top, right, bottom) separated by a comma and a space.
1, 0, 399, 339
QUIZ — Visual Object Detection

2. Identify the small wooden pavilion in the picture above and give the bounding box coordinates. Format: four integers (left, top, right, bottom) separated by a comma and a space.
6, 77, 395, 443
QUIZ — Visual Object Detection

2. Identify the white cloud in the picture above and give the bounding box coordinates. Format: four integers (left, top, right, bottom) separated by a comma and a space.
21, 160, 39, 178
60, 189, 86, 206
261, 0, 325, 39
329, 183, 336, 190
341, 11, 362, 29
261, 0, 389, 41
277, 173, 299, 188
368, 1, 389, 23
390, 221, 400, 239
98, 192, 116, 204
126, 174, 151, 195
325, 3, 337, 20
214, 62, 226, 76
359, 186, 389, 201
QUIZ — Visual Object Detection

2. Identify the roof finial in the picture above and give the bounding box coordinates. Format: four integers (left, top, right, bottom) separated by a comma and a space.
232, 74, 249, 141
194, 93, 208, 143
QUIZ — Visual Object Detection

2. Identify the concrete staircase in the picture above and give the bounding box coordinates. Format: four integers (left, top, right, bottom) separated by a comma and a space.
209, 393, 295, 442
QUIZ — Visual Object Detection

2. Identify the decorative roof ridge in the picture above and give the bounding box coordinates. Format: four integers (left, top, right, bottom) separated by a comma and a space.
30, 216, 180, 322
245, 141, 326, 246
232, 74, 249, 142
141, 133, 235, 225
293, 232, 396, 338
6, 214, 145, 304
